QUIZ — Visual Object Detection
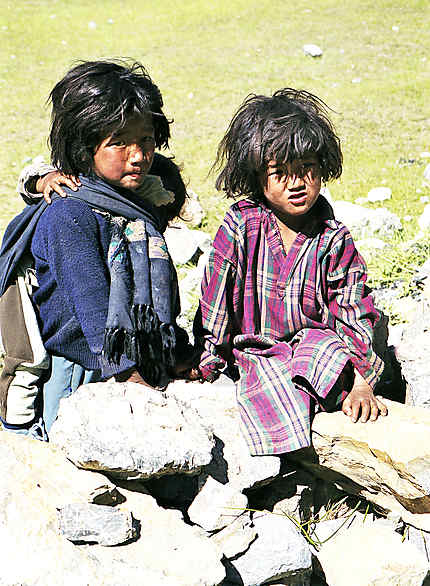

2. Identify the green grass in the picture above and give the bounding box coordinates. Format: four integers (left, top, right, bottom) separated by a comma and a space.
1, 0, 429, 273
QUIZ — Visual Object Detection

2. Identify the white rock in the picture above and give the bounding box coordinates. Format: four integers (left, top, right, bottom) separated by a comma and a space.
355, 237, 387, 251
420, 195, 430, 204
317, 525, 429, 585
211, 512, 257, 559
418, 204, 430, 230
88, 487, 226, 586
333, 200, 402, 239
367, 186, 392, 202
303, 44, 323, 57
424, 163, 430, 182
165, 224, 212, 265
229, 511, 312, 585
188, 475, 248, 531
179, 189, 205, 226
166, 377, 281, 491
50, 381, 215, 480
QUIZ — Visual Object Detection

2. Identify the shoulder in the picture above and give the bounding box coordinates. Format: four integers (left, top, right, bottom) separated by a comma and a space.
213, 199, 262, 258
223, 199, 263, 230
36, 197, 105, 233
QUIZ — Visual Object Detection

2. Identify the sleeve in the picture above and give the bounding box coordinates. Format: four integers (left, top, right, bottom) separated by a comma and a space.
37, 200, 134, 378
193, 212, 239, 382
322, 226, 384, 388
17, 162, 56, 205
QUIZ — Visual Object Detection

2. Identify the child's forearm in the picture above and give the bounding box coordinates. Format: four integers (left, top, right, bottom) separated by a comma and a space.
17, 162, 56, 203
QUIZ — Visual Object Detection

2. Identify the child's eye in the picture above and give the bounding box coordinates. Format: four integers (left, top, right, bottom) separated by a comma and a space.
110, 140, 126, 147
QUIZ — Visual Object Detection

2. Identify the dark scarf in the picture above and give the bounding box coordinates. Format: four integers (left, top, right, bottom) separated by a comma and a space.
0, 175, 181, 387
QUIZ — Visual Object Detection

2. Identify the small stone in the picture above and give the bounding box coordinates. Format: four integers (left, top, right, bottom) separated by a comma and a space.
229, 511, 312, 585
424, 163, 430, 182
211, 512, 257, 559
420, 196, 430, 204
188, 475, 248, 532
57, 503, 136, 546
403, 215, 413, 222
392, 25, 399, 31
88, 21, 97, 29
351, 77, 362, 83
367, 187, 392, 202
303, 44, 323, 57
418, 204, 430, 230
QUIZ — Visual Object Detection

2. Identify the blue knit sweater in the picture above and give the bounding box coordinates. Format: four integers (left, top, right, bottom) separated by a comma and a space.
31, 197, 135, 378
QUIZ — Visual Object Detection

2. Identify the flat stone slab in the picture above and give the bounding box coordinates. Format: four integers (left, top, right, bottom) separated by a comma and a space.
303, 399, 430, 531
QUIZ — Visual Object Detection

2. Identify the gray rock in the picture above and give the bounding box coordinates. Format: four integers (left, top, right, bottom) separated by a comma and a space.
57, 503, 136, 546
166, 377, 281, 491
395, 300, 430, 408
406, 525, 430, 564
228, 511, 312, 585
87, 487, 226, 586
188, 475, 248, 531
50, 381, 215, 480
332, 200, 402, 239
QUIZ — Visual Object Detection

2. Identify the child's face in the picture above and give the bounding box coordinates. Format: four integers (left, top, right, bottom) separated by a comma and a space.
262, 155, 321, 222
93, 114, 155, 191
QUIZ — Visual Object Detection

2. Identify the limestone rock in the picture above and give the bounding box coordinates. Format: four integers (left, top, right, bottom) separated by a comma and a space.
211, 512, 257, 559
303, 399, 430, 531
166, 376, 281, 491
188, 475, 248, 531
88, 486, 226, 586
395, 300, 430, 408
332, 200, 402, 239
57, 503, 136, 546
228, 511, 312, 585
0, 432, 128, 585
367, 186, 392, 202
164, 224, 211, 265
317, 525, 429, 585
419, 204, 430, 230
303, 44, 323, 57
50, 381, 215, 480
178, 188, 205, 226
0, 430, 120, 509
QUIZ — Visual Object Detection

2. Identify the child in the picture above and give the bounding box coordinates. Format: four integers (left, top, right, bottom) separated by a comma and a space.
194, 88, 387, 456
0, 60, 193, 437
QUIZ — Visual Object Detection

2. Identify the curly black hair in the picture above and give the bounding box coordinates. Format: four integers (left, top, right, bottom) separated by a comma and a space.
214, 88, 343, 201
48, 60, 171, 176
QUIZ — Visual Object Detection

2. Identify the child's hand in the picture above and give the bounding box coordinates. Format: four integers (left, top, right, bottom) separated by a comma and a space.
342, 372, 387, 423
36, 171, 81, 204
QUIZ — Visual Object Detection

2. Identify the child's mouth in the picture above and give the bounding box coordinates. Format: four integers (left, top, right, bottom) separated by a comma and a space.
288, 192, 307, 204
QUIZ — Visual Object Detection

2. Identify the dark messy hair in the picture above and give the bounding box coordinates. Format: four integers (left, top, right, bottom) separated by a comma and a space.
214, 88, 342, 201
48, 60, 171, 176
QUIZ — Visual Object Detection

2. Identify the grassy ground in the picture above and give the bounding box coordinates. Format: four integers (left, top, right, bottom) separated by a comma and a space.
1, 0, 429, 276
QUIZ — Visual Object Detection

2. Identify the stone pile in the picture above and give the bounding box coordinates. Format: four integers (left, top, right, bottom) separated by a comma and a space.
2, 369, 430, 585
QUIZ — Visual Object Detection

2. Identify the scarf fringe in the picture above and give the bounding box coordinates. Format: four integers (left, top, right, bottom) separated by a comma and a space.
103, 304, 176, 387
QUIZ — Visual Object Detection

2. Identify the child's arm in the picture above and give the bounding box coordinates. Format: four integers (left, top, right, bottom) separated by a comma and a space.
193, 212, 238, 382
323, 227, 386, 421
17, 162, 80, 204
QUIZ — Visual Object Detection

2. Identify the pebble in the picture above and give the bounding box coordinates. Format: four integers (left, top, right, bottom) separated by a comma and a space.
367, 187, 392, 202
303, 44, 323, 57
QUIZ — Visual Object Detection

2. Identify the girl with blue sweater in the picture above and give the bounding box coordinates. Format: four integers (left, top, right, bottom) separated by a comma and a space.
0, 60, 193, 437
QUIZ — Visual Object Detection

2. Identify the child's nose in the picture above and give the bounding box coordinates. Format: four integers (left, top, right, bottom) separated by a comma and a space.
128, 144, 145, 163
286, 173, 304, 188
